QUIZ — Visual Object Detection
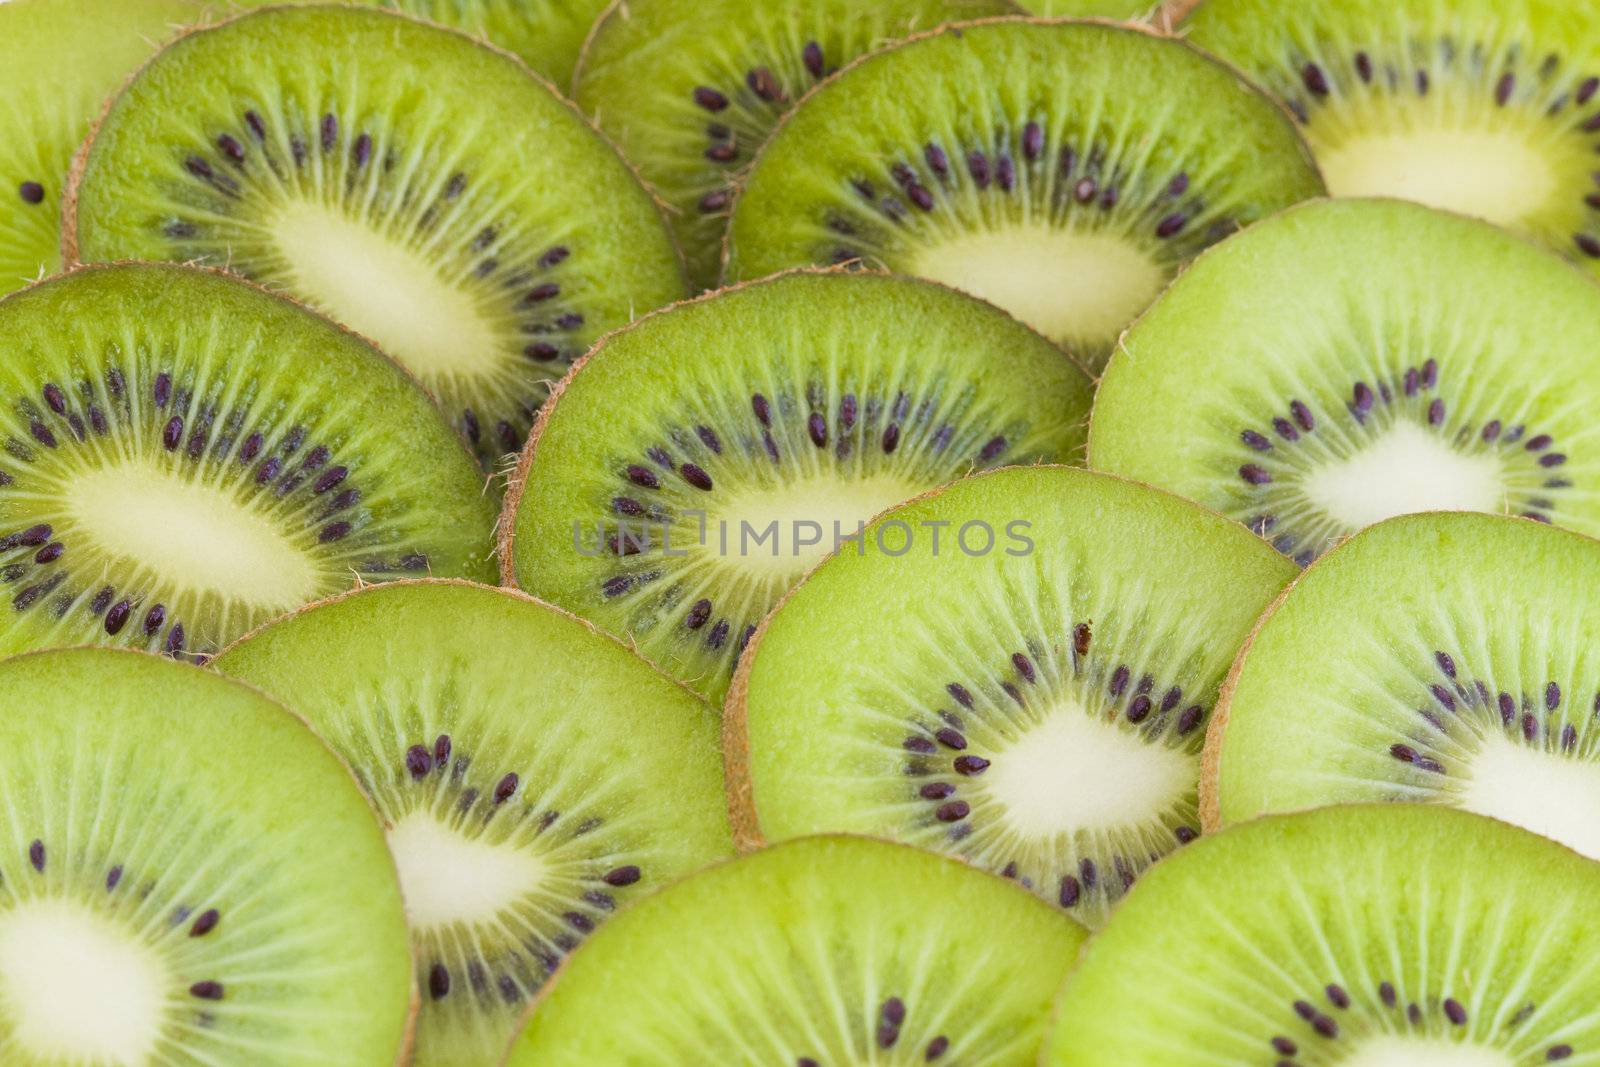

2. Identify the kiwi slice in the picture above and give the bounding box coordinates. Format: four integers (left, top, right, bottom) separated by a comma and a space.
1091, 197, 1600, 566
1186, 0, 1600, 275
65, 4, 687, 470
1048, 804, 1600, 1065
727, 465, 1296, 928
500, 270, 1094, 703
504, 835, 1087, 1064
1014, 0, 1166, 16
0, 262, 494, 660
0, 648, 414, 1064
574, 0, 1013, 290
0, 0, 205, 295
352, 0, 611, 87
212, 579, 734, 1067
1205, 511, 1600, 865
723, 17, 1323, 368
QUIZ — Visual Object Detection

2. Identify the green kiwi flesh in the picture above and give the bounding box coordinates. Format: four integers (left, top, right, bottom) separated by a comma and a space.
212, 580, 734, 1067
358, 0, 612, 87
724, 17, 1324, 368
0, 263, 495, 661
505, 835, 1088, 1065
1186, 0, 1600, 275
728, 466, 1296, 928
1206, 512, 1600, 862
67, 4, 687, 470
1047, 805, 1600, 1066
1090, 198, 1600, 566
575, 0, 1014, 290
0, 648, 413, 1065
501, 270, 1095, 703
0, 0, 204, 295
1013, 0, 1165, 16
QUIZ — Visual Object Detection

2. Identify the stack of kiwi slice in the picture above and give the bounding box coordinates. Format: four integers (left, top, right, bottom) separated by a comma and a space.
7, 0, 1600, 1062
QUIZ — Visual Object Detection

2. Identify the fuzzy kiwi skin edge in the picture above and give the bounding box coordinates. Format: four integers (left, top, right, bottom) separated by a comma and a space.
17, 645, 424, 1067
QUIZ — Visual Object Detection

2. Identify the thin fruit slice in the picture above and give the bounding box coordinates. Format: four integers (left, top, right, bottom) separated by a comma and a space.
0, 263, 495, 660
0, 0, 205, 295
500, 270, 1095, 703
0, 648, 413, 1065
728, 466, 1296, 928
66, 4, 686, 469
575, 0, 1012, 290
1186, 0, 1600, 274
1047, 805, 1600, 1066
213, 580, 734, 1067
355, 0, 611, 87
1205, 512, 1600, 861
724, 17, 1323, 367
1090, 198, 1600, 565
505, 835, 1087, 1065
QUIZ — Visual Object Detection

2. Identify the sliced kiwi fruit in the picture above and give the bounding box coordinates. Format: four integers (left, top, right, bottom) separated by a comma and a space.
0, 648, 414, 1064
348, 0, 612, 87
213, 579, 734, 1067
1205, 511, 1600, 864
500, 270, 1094, 703
0, 262, 494, 660
724, 17, 1324, 368
727, 465, 1296, 928
0, 0, 206, 295
505, 835, 1087, 1064
1186, 0, 1600, 275
65, 4, 687, 470
1091, 197, 1600, 566
574, 0, 1013, 290
1013, 0, 1167, 17
1048, 804, 1600, 1065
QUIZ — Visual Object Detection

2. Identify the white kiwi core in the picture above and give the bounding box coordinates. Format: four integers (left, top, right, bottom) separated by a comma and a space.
910, 226, 1168, 350
0, 899, 169, 1063
1340, 1035, 1513, 1067
1300, 421, 1505, 530
67, 459, 323, 609
387, 812, 548, 929
984, 711, 1194, 839
1458, 734, 1600, 860
271, 200, 504, 387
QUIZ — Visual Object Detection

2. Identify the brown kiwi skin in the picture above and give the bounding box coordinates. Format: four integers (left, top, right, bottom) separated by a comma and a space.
494, 264, 1089, 585
0, 643, 423, 1066
715, 12, 1311, 284
61, 3, 688, 472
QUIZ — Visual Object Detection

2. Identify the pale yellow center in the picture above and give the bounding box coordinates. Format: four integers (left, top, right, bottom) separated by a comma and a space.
0, 900, 168, 1064
1341, 1035, 1512, 1067
1316, 125, 1558, 229
271, 201, 502, 386
708, 474, 916, 581
1301, 421, 1505, 531
911, 226, 1168, 351
984, 711, 1194, 840
67, 460, 323, 609
1460, 734, 1600, 860
387, 813, 547, 929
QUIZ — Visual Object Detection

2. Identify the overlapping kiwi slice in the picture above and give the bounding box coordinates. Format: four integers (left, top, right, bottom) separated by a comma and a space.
0, 0, 205, 295
724, 17, 1324, 367
0, 263, 494, 660
575, 0, 1013, 290
213, 580, 734, 1067
1187, 0, 1600, 273
0, 648, 414, 1065
1206, 512, 1600, 863
66, 4, 687, 469
1091, 198, 1600, 565
1048, 805, 1600, 1065
352, 0, 611, 87
500, 270, 1094, 703
505, 835, 1087, 1064
728, 466, 1296, 928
